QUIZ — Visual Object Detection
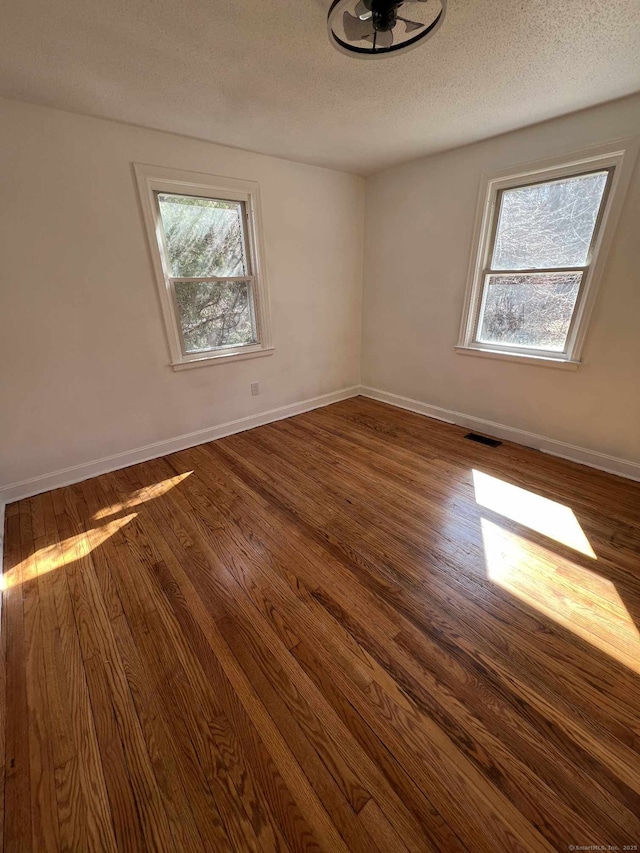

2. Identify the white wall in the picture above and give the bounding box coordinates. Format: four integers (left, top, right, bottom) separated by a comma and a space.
362, 94, 640, 463
0, 98, 364, 489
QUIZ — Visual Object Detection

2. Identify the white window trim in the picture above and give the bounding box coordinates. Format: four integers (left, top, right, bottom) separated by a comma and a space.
134, 163, 273, 370
456, 138, 639, 368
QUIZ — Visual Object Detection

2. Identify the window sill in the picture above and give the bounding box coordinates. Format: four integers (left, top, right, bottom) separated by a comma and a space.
454, 345, 581, 371
171, 346, 275, 371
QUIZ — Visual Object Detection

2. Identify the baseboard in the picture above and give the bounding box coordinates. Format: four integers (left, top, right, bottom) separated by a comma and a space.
0, 385, 361, 506
360, 385, 640, 483
3, 379, 638, 515
358, 387, 458, 425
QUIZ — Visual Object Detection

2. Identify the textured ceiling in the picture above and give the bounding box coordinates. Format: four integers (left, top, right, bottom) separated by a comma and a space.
1, 0, 640, 175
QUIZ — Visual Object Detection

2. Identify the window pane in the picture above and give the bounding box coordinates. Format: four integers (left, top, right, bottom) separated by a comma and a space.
158, 193, 247, 277
477, 272, 582, 352
491, 171, 608, 270
174, 280, 257, 353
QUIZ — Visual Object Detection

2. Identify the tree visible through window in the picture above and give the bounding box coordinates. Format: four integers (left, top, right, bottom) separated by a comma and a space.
457, 149, 629, 366
475, 170, 610, 353
479, 272, 582, 351
135, 165, 272, 368
157, 193, 257, 353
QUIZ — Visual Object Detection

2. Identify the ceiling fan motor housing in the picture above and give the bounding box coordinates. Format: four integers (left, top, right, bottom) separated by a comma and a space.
371, 0, 398, 32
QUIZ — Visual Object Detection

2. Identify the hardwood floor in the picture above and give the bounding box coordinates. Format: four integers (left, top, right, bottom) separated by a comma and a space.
3, 395, 640, 852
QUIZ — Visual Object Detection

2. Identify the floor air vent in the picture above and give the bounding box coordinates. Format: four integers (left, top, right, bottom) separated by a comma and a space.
464, 433, 502, 448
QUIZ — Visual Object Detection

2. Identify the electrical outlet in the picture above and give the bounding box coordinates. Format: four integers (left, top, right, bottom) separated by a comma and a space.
251, 382, 260, 396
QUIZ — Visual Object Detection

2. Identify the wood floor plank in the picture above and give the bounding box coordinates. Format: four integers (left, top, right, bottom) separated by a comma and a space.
216, 615, 379, 853
23, 503, 60, 853
358, 798, 412, 853
89, 540, 237, 852
290, 639, 466, 853
3, 505, 32, 852
146, 569, 348, 852
48, 493, 120, 853
4, 397, 640, 851
41, 493, 117, 852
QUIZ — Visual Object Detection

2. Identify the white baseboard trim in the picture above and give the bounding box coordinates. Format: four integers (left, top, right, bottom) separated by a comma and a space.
3, 378, 638, 544
0, 385, 361, 506
358, 387, 457, 425
360, 385, 640, 483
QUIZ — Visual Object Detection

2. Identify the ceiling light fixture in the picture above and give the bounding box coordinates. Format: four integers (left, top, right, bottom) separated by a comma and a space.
327, 0, 446, 59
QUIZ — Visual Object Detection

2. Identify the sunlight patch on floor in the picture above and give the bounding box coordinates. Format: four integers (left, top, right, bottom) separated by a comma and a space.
92, 472, 192, 520
481, 518, 640, 674
473, 469, 596, 558
2, 513, 137, 590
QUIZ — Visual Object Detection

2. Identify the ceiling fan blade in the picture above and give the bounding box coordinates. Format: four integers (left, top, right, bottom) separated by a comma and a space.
365, 28, 394, 48
354, 0, 373, 18
398, 16, 424, 31
343, 10, 374, 41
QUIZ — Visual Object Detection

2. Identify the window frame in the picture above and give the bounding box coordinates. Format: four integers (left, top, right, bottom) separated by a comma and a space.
134, 164, 273, 370
456, 141, 638, 369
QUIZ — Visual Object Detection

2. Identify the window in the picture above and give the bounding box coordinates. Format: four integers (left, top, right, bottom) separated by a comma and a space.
457, 143, 637, 368
135, 164, 272, 369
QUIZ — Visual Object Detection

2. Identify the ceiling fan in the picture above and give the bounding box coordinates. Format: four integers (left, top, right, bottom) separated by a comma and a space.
327, 0, 446, 58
